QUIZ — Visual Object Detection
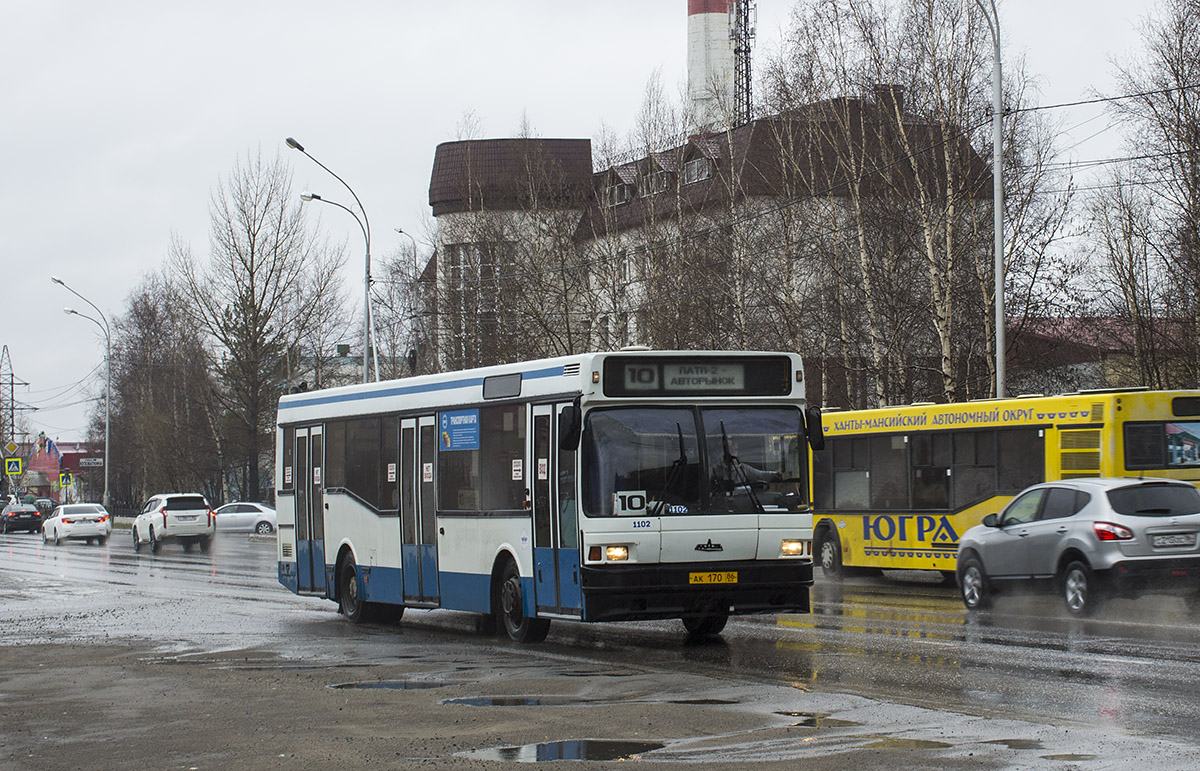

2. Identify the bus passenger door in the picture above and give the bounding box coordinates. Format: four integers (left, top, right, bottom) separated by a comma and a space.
418, 416, 440, 604
296, 425, 326, 595
400, 419, 418, 601
533, 404, 582, 615
555, 403, 581, 612
533, 406, 557, 612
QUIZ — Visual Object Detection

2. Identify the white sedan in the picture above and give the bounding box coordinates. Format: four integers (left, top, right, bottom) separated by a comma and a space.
213, 502, 277, 534
42, 504, 112, 545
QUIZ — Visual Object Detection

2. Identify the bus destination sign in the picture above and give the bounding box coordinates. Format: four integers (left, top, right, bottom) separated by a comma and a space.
604, 356, 791, 397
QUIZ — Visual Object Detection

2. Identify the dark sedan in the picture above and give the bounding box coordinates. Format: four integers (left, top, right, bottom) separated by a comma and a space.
2, 503, 43, 534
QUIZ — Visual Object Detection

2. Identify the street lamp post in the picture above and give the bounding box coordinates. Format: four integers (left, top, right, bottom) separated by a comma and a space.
975, 0, 1006, 398
53, 277, 111, 509
286, 137, 374, 384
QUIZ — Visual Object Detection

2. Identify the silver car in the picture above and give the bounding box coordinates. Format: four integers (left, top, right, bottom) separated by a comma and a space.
957, 477, 1200, 616
213, 502, 276, 534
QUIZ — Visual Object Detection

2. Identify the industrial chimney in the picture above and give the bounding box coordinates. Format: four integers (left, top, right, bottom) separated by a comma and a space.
687, 0, 735, 129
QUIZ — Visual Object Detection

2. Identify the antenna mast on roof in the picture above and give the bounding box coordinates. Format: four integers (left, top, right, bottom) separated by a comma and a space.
730, 0, 756, 127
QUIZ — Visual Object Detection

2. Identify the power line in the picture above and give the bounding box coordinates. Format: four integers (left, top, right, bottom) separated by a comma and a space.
1009, 82, 1200, 115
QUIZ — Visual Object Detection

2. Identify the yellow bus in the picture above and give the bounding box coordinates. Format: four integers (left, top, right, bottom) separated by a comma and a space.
811, 389, 1200, 578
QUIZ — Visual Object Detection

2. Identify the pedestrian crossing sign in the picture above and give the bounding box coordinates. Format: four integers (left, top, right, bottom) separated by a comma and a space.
4, 458, 21, 476
59, 471, 73, 487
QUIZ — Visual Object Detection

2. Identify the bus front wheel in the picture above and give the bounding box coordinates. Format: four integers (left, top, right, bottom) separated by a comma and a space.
339, 556, 366, 623
682, 613, 728, 637
497, 562, 550, 643
816, 529, 844, 580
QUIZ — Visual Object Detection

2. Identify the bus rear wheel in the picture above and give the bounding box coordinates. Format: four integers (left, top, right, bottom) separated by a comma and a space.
497, 561, 550, 643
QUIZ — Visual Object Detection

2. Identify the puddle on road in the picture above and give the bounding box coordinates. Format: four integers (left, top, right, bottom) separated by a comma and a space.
986, 739, 1045, 750
1042, 754, 1099, 761
774, 711, 862, 728
862, 737, 951, 750
458, 740, 664, 762
329, 680, 455, 690
444, 696, 598, 707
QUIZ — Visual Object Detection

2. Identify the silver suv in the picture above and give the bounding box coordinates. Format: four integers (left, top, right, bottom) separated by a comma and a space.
133, 494, 215, 553
957, 477, 1200, 616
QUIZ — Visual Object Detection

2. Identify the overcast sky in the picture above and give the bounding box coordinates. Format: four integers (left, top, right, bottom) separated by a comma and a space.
1, 0, 1160, 443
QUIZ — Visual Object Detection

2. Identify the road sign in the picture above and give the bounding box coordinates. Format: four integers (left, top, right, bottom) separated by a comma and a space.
59, 471, 73, 487
78, 457, 104, 468
3, 441, 16, 455
4, 458, 21, 476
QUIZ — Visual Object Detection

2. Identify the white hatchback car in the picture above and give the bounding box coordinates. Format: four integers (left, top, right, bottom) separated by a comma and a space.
133, 493, 215, 553
42, 503, 112, 545
213, 502, 276, 534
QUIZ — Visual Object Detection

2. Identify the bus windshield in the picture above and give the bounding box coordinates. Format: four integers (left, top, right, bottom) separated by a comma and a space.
581, 406, 807, 516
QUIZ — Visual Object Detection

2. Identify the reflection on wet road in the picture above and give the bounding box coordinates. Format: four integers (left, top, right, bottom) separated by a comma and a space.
4, 530, 1200, 754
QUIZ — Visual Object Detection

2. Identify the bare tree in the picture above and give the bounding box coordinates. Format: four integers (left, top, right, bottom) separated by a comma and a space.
171, 151, 341, 501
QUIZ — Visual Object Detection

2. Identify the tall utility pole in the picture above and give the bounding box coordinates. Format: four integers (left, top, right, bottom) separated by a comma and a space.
0, 345, 26, 447
730, 0, 756, 127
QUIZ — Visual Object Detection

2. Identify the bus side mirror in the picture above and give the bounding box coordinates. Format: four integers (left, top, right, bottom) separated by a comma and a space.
559, 405, 581, 451
805, 406, 825, 451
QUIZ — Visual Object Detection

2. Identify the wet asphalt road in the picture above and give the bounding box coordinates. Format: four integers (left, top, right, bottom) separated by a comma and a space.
3, 528, 1200, 768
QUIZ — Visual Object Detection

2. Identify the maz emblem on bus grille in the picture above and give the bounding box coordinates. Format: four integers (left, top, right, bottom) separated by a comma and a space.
695, 539, 724, 552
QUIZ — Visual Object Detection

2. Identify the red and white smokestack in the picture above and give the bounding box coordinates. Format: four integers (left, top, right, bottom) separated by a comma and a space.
688, 0, 735, 129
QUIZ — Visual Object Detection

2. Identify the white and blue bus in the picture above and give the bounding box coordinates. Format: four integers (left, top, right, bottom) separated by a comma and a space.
275, 349, 821, 642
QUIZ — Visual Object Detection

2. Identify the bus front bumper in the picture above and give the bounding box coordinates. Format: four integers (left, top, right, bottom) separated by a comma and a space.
580, 559, 813, 622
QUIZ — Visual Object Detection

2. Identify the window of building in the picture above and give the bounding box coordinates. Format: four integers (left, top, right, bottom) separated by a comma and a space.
605, 183, 632, 206
640, 171, 670, 196
684, 157, 713, 184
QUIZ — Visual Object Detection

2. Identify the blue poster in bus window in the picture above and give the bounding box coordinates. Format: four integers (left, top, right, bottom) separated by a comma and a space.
440, 409, 480, 451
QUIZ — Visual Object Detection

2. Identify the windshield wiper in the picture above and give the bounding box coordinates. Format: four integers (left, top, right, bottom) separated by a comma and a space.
649, 422, 688, 516
720, 420, 764, 513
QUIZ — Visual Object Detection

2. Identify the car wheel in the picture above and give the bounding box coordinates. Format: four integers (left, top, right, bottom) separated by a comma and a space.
149, 526, 162, 553
41, 526, 48, 543
958, 556, 991, 610
339, 556, 366, 623
682, 613, 729, 637
132, 526, 143, 552
199, 537, 212, 553
1062, 560, 1100, 617
497, 560, 550, 643
817, 528, 844, 580
1, 520, 7, 534
97, 536, 107, 546
54, 529, 62, 546
182, 540, 194, 552
255, 521, 274, 535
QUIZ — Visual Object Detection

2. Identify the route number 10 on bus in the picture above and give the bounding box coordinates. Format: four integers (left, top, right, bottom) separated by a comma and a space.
274, 350, 826, 642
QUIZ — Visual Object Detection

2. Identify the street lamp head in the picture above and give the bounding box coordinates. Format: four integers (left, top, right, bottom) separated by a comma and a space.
300, 191, 320, 202
285, 137, 305, 152
51, 276, 64, 286
63, 307, 76, 315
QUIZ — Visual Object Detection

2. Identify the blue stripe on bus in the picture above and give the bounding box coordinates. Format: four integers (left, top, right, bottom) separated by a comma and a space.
438, 571, 493, 614
278, 365, 567, 411
362, 565, 404, 605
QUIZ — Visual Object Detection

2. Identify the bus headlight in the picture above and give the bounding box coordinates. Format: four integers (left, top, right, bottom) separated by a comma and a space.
605, 545, 629, 561
781, 539, 809, 557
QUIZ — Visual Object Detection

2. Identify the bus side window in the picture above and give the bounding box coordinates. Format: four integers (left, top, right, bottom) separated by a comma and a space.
998, 428, 1044, 490
911, 434, 949, 509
